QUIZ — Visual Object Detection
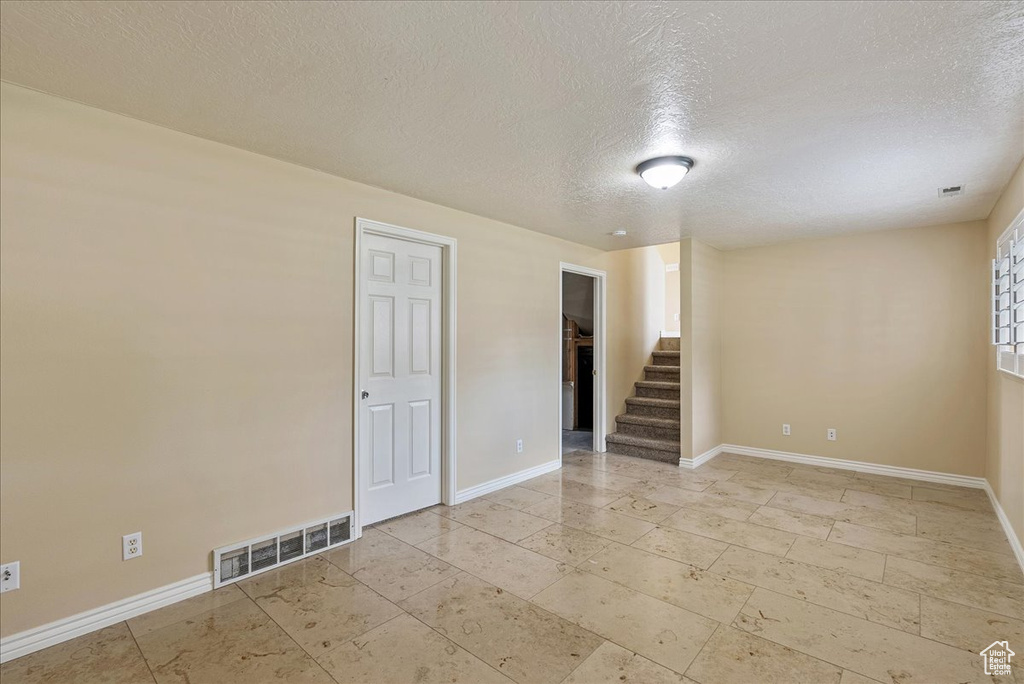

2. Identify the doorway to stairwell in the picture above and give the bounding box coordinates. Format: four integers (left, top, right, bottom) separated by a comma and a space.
560, 263, 606, 456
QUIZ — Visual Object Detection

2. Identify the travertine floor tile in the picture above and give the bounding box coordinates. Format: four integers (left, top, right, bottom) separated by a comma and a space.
401, 572, 601, 684
375, 508, 465, 545
519, 473, 623, 507
134, 598, 333, 683
911, 485, 993, 512
561, 640, 688, 684
712, 454, 794, 477
852, 472, 969, 493
840, 670, 883, 684
1, 623, 155, 684
829, 520, 1023, 584
484, 485, 555, 511
704, 480, 778, 505
417, 526, 571, 598
517, 523, 610, 565
736, 588, 1010, 684
841, 479, 912, 499
768, 491, 916, 534
785, 536, 885, 582
883, 556, 1024, 619
13, 452, 1022, 684
660, 506, 796, 556
238, 555, 402, 656
729, 470, 847, 502
688, 464, 740, 481
532, 571, 716, 676
630, 525, 729, 569
647, 486, 760, 521
128, 585, 246, 638
684, 625, 841, 684
322, 528, 459, 601
435, 498, 552, 543
638, 469, 720, 493
524, 497, 657, 544
783, 466, 857, 487
914, 509, 1014, 554
747, 505, 834, 539
840, 490, 1010, 552
582, 543, 753, 623
920, 595, 1024, 654
605, 495, 680, 523
709, 546, 920, 633
559, 463, 654, 493
317, 613, 511, 684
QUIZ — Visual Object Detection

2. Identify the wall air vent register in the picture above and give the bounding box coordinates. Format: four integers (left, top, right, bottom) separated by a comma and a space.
213, 512, 353, 587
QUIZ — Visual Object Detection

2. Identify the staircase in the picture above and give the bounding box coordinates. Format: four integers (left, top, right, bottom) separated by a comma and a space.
606, 336, 681, 464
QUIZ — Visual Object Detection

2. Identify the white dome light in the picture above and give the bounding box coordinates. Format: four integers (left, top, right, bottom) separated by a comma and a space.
637, 156, 694, 189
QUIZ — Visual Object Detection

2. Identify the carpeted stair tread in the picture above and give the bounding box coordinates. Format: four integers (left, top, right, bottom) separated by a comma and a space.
635, 381, 680, 390
605, 432, 680, 453
625, 396, 680, 408
615, 414, 680, 429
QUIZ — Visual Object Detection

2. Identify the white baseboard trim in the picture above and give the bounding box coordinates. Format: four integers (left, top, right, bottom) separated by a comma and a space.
453, 459, 561, 504
983, 481, 1024, 574
0, 572, 213, 664
680, 445, 722, 469
717, 444, 987, 489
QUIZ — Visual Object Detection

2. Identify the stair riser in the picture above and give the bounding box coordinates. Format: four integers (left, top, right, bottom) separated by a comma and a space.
635, 385, 679, 400
626, 403, 679, 420
607, 441, 679, 464
660, 337, 681, 352
645, 368, 680, 382
616, 421, 680, 441
651, 354, 680, 367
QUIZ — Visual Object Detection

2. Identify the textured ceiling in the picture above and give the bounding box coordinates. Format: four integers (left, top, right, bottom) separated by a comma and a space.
1, 1, 1022, 250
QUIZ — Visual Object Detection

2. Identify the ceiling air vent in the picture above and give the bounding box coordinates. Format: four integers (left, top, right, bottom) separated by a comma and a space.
213, 510, 354, 587
938, 185, 965, 198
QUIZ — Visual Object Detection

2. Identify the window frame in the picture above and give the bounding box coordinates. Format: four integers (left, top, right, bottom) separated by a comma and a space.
993, 208, 1024, 380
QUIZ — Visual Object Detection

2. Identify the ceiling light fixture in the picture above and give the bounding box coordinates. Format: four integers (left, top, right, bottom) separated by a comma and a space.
612, 230, 628, 237
636, 156, 694, 189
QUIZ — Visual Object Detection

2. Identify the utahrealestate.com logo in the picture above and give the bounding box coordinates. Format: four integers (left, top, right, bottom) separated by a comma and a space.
980, 641, 1014, 676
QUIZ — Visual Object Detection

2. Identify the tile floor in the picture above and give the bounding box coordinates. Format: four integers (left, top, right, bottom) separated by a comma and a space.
3, 451, 1022, 684
562, 429, 594, 455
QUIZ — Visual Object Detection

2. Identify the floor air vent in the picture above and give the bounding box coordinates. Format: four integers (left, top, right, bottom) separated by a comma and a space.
213, 511, 354, 587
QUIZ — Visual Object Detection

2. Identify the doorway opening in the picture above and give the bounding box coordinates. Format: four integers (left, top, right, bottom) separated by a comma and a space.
559, 263, 606, 456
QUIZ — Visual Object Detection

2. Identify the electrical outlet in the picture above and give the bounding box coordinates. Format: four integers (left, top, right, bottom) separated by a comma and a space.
827, 428, 837, 441
123, 532, 143, 560
0, 561, 20, 593
516, 439, 524, 454
782, 424, 791, 436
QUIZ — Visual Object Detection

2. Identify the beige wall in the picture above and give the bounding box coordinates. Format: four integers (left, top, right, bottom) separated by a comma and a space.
0, 83, 653, 636
678, 239, 722, 459
721, 221, 990, 476
689, 241, 723, 457
987, 158, 1024, 542
655, 242, 680, 333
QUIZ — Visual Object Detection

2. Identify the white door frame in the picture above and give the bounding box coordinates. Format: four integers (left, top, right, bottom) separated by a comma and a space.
559, 262, 607, 454
353, 218, 457, 538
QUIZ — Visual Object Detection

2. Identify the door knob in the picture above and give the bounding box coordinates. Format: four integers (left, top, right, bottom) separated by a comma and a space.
361, 390, 369, 399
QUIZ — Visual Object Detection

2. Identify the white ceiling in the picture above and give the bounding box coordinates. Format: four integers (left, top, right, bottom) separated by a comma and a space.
1, 1, 1022, 250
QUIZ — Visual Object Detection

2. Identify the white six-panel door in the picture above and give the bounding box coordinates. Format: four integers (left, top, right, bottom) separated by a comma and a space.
359, 233, 443, 524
